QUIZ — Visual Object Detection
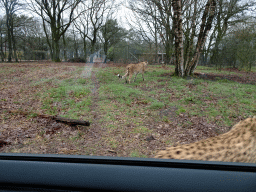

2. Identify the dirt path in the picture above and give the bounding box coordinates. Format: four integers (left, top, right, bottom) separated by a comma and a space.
88, 63, 121, 156
86, 63, 104, 143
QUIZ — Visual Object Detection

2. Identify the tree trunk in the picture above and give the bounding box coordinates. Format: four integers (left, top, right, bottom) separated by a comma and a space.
205, 27, 216, 64
42, 15, 53, 60
154, 5, 158, 64
103, 41, 108, 63
0, 30, 4, 62
185, 0, 216, 76
62, 33, 67, 61
184, 0, 197, 69
12, 38, 18, 62
172, 0, 184, 77
83, 37, 87, 62
11, 19, 18, 62
164, 17, 173, 64
52, 35, 61, 62
7, 15, 12, 62
91, 33, 97, 54
165, 42, 170, 64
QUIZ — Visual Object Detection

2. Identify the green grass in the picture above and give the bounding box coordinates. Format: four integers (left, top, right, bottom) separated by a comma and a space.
40, 76, 92, 118
129, 150, 148, 158
148, 101, 165, 109
96, 65, 256, 129
131, 126, 152, 134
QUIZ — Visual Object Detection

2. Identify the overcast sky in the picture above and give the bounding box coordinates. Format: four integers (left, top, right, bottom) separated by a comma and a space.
116, 0, 141, 30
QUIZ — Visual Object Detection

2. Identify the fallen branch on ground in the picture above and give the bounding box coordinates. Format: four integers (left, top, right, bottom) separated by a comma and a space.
52, 116, 90, 126
1, 108, 90, 126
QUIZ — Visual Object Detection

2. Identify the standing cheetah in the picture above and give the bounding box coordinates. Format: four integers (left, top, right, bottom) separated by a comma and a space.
117, 61, 148, 84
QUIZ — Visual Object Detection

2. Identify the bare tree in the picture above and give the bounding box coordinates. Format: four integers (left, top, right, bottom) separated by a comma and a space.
74, 1, 91, 61
74, 0, 115, 61
88, 0, 105, 54
182, 0, 201, 70
15, 16, 48, 60
27, 0, 82, 62
71, 24, 79, 58
209, 0, 256, 66
153, 0, 174, 64
128, 0, 162, 63
222, 21, 256, 71
1, 0, 21, 62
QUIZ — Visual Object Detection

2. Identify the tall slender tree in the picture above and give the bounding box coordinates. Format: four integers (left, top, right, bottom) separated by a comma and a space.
0, 17, 5, 61
172, 0, 184, 76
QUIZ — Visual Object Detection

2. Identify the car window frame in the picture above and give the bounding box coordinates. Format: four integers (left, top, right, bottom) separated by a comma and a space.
0, 153, 256, 192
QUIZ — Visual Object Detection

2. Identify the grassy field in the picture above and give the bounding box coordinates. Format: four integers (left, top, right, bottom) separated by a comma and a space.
0, 62, 255, 158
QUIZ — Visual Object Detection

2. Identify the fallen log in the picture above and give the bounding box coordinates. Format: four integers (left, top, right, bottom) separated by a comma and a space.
1, 108, 90, 126
52, 116, 90, 126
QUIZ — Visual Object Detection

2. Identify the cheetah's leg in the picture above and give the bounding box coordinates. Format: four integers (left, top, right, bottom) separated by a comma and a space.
128, 73, 133, 84
134, 72, 139, 82
142, 71, 144, 81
